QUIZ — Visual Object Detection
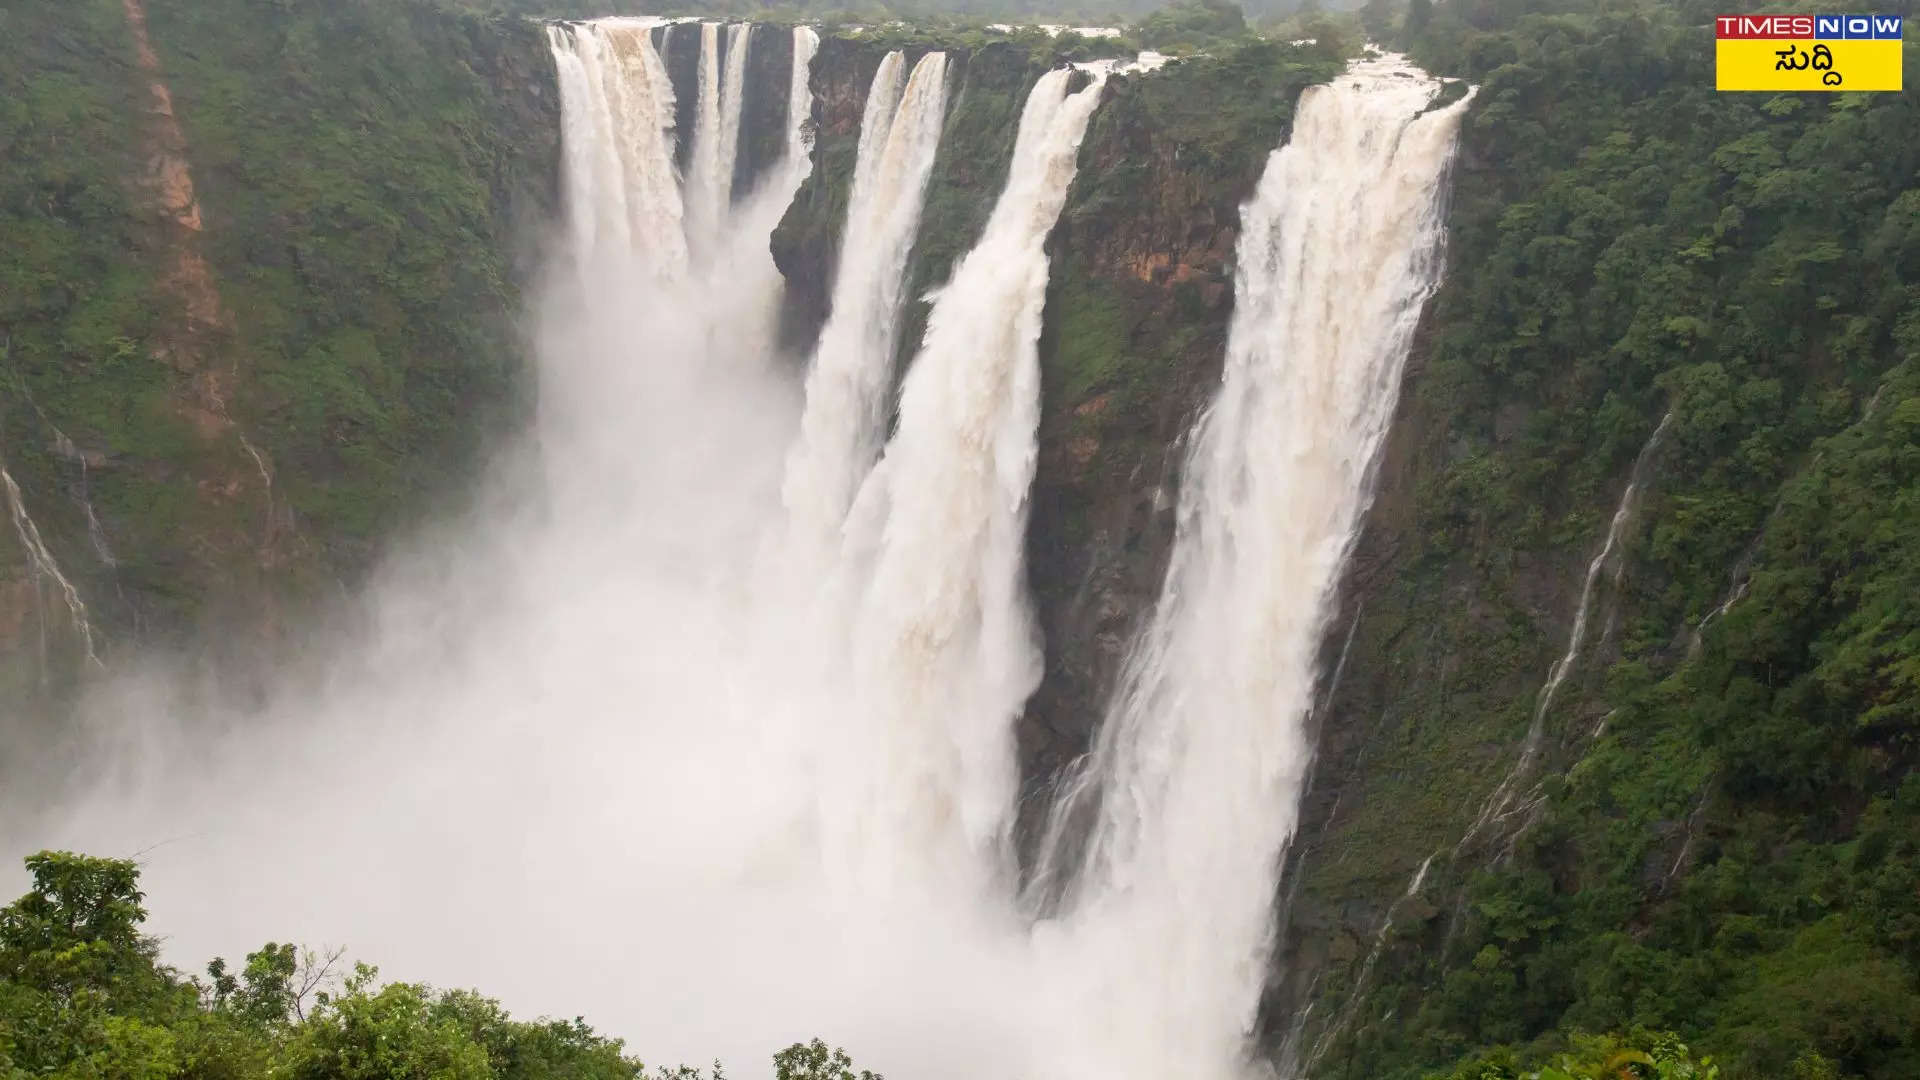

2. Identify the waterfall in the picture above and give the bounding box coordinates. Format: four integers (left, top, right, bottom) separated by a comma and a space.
686, 24, 724, 245
547, 18, 687, 279
779, 51, 949, 570
1030, 56, 1473, 1080
684, 22, 751, 253
824, 66, 1111, 896
719, 24, 751, 203
782, 27, 820, 191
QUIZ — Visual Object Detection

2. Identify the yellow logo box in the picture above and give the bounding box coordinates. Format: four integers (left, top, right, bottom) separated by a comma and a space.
1717, 38, 1903, 90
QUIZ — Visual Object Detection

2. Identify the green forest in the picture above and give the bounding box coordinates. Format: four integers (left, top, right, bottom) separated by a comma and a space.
1290, 1, 1920, 1079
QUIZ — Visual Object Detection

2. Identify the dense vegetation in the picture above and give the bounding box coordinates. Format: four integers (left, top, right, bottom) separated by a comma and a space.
1286, 1, 1920, 1078
140, 0, 555, 554
0, 851, 881, 1080
1, 0, 555, 704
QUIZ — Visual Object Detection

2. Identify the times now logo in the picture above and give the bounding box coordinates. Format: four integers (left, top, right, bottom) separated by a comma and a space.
1715, 13, 1903, 38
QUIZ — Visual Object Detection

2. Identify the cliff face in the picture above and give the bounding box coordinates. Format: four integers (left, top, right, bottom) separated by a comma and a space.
1263, 20, 1920, 1077
1021, 44, 1332, 836
0, 0, 559, 710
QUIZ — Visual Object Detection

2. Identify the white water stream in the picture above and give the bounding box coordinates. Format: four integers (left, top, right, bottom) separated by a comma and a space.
779, 50, 950, 573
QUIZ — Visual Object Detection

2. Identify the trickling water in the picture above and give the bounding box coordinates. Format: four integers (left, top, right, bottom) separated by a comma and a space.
1031, 56, 1472, 1080
548, 18, 687, 279
1294, 850, 1439, 1074
3, 461, 100, 670
780, 51, 949, 569
825, 66, 1110, 897
1459, 410, 1671, 852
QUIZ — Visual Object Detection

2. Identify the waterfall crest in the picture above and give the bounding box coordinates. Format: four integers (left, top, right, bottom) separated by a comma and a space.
1029, 55, 1473, 1080
779, 51, 950, 569
548, 18, 687, 279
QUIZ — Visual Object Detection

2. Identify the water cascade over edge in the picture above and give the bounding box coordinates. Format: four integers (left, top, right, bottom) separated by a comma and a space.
778, 51, 949, 571
820, 64, 1111, 903
1028, 54, 1475, 1080
2, 37, 1479, 1080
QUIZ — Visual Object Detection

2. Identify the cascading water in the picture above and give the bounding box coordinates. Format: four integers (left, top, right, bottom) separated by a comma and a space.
778, 27, 819, 194
3, 461, 100, 670
778, 52, 949, 571
684, 22, 752, 254
547, 18, 687, 278
685, 23, 723, 245
1029, 56, 1473, 1080
822, 65, 1111, 898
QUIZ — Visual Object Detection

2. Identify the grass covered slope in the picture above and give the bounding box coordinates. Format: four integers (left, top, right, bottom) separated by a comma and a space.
143, 0, 558, 562
1277, 2, 1920, 1077
1, 0, 557, 701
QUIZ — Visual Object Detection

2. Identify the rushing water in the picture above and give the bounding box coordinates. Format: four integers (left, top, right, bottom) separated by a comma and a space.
826, 65, 1110, 899
1031, 55, 1474, 1079
779, 51, 950, 572
5, 35, 1473, 1080
548, 18, 687, 278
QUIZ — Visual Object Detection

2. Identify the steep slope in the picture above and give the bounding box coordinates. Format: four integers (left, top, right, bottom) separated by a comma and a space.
1, 0, 559, 709
1268, 11, 1920, 1078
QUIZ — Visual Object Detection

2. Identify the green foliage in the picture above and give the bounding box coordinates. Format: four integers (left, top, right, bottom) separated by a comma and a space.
0, 852, 862, 1080
1302, 2, 1920, 1079
1427, 1030, 1719, 1080
772, 1039, 882, 1080
142, 0, 553, 556
1, 0, 554, 682
1134, 0, 1249, 52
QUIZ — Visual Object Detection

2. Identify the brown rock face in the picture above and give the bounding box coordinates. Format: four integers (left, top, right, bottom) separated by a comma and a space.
1018, 68, 1297, 856
120, 0, 284, 576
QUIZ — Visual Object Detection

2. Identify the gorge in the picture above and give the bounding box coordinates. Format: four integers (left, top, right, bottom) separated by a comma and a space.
4, 3, 1919, 1079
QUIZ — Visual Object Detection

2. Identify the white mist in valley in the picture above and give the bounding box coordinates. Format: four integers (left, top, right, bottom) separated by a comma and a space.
2, 33, 1470, 1080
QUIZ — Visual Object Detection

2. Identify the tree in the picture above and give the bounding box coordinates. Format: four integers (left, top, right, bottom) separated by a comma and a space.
1360, 0, 1395, 39
1407, 0, 1434, 34
0, 852, 872, 1080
